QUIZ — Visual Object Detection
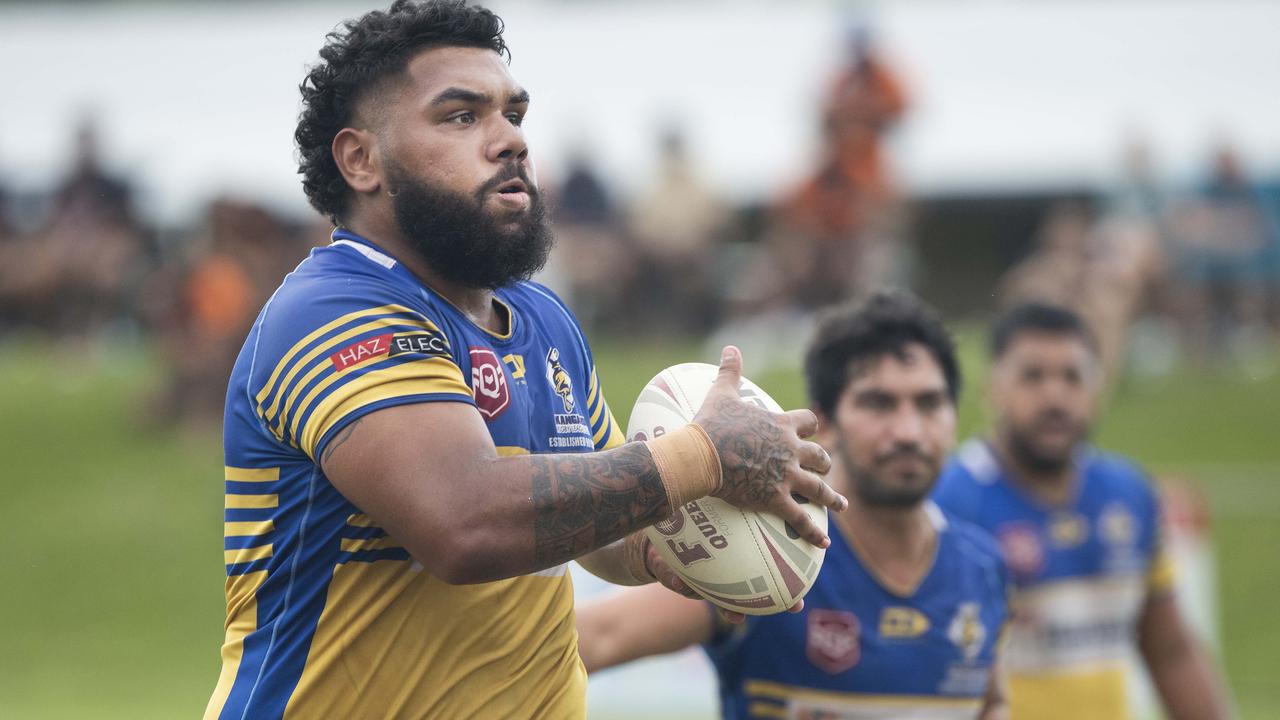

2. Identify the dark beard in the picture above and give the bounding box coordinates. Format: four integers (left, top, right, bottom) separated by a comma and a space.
1005, 427, 1075, 475
387, 161, 553, 290
838, 439, 937, 509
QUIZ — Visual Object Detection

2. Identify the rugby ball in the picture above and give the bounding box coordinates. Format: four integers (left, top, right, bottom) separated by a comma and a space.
627, 363, 826, 615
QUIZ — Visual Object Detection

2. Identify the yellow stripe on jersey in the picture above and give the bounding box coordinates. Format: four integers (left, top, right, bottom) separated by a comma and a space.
225, 520, 274, 537
744, 680, 983, 709
587, 368, 600, 409
340, 536, 403, 553
226, 494, 279, 510
589, 394, 606, 427
224, 466, 280, 482
203, 570, 267, 720
346, 513, 378, 528
266, 315, 443, 434
1147, 547, 1176, 594
1009, 665, 1128, 720
298, 357, 472, 460
497, 446, 531, 456
255, 304, 421, 414
747, 702, 787, 718
225, 544, 273, 565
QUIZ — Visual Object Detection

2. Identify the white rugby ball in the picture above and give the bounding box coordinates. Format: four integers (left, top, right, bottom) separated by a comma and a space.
627, 362, 826, 615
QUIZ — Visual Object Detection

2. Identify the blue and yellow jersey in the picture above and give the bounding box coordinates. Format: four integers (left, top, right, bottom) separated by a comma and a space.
933, 440, 1174, 720
705, 505, 1009, 720
205, 229, 623, 720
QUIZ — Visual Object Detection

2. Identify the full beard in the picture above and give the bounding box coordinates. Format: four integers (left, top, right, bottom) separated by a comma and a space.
387, 161, 554, 290
839, 439, 938, 509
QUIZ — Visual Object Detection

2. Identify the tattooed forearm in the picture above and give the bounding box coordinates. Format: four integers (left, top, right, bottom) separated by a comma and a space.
530, 443, 670, 567
697, 395, 792, 506
321, 418, 364, 465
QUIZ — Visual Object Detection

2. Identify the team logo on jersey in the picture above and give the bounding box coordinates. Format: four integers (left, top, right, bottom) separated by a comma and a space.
947, 602, 986, 661
807, 609, 861, 674
1100, 503, 1136, 546
1049, 512, 1089, 549
329, 330, 450, 371
469, 347, 510, 420
997, 521, 1045, 579
545, 347, 575, 413
879, 606, 930, 639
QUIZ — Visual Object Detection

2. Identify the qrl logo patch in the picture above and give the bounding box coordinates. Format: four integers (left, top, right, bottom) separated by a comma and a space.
807, 609, 861, 674
469, 347, 510, 420
997, 522, 1045, 579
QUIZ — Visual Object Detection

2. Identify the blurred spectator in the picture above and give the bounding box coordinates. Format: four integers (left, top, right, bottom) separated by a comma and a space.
1166, 143, 1280, 365
0, 116, 152, 338
626, 127, 728, 334
999, 192, 1167, 384
549, 148, 635, 333
143, 199, 318, 425
743, 26, 910, 316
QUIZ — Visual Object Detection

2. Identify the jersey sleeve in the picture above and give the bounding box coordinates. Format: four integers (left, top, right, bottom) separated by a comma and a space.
586, 366, 625, 450
1145, 492, 1177, 596
247, 282, 473, 461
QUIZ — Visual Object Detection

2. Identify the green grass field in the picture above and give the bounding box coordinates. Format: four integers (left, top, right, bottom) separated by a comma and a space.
0, 334, 1275, 719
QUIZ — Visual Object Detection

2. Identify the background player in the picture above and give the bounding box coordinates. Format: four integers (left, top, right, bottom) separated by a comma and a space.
577, 291, 1010, 720
205, 2, 846, 718
932, 303, 1232, 720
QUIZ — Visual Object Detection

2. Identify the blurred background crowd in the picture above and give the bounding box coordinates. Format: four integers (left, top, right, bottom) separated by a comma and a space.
2, 20, 1277, 424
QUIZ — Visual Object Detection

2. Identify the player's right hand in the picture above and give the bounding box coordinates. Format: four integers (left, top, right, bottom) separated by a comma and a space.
692, 345, 847, 549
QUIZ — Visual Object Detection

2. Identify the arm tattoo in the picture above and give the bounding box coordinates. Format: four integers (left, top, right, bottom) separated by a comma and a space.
321, 417, 364, 465
530, 443, 670, 567
697, 396, 792, 505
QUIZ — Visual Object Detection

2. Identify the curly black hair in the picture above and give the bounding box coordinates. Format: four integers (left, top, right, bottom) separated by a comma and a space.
804, 289, 961, 418
295, 0, 509, 224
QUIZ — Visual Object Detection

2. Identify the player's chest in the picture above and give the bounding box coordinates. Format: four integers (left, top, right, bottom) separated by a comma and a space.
987, 498, 1151, 584
458, 340, 594, 453
755, 591, 1000, 697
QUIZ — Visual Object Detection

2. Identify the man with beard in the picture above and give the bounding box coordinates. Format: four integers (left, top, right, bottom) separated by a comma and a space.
933, 303, 1231, 720
576, 291, 1011, 720
205, 3, 846, 719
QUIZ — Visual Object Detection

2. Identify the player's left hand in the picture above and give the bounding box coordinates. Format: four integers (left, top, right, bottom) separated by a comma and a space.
644, 539, 802, 625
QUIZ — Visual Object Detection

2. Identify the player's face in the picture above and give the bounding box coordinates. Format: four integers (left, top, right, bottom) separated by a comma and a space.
823, 344, 957, 508
990, 332, 1098, 472
375, 46, 551, 288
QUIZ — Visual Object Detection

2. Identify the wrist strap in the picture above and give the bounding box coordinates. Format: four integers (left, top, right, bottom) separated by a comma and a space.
645, 423, 722, 511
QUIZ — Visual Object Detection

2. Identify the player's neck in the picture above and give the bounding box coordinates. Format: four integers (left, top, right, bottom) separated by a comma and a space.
991, 436, 1076, 507
342, 212, 506, 334
837, 493, 936, 597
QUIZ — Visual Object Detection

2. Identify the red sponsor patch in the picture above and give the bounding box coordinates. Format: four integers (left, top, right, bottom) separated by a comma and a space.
997, 522, 1045, 579
807, 609, 861, 674
469, 347, 510, 420
330, 334, 393, 370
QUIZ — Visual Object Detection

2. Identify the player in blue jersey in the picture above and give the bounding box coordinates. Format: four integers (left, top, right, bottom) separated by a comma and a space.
932, 303, 1231, 720
204, 2, 849, 718
577, 291, 1011, 720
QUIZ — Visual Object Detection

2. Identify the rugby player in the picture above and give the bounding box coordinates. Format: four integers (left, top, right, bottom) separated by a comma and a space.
933, 303, 1232, 720
203, 2, 845, 718
577, 291, 1011, 720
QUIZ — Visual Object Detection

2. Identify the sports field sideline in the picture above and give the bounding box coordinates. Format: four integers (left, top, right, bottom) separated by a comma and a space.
0, 334, 1275, 719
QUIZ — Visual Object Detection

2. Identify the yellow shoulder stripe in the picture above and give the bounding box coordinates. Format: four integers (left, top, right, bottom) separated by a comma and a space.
225, 520, 274, 537
262, 315, 440, 427
225, 544, 273, 565
299, 357, 472, 460
224, 466, 279, 482
255, 303, 421, 406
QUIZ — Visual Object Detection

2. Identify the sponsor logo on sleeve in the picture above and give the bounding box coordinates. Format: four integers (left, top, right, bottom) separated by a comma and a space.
330, 329, 451, 371
807, 609, 861, 674
469, 346, 510, 420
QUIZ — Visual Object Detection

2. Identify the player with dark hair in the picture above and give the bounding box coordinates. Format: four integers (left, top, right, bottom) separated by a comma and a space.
933, 302, 1232, 720
577, 290, 1011, 720
205, 2, 845, 718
